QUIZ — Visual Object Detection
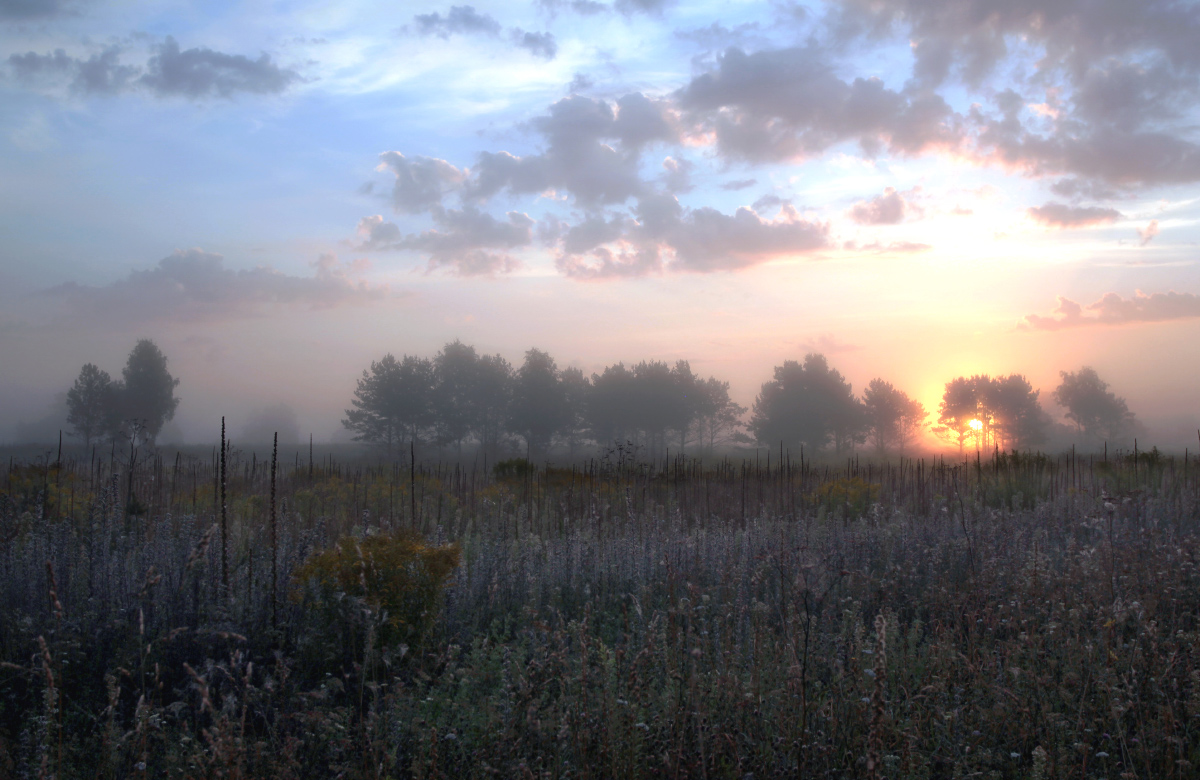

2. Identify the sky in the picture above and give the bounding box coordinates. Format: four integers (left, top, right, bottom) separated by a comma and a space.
2, 0, 1199, 447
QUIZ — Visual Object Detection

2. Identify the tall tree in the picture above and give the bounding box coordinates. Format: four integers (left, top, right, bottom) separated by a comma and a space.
588, 362, 636, 446
342, 354, 434, 458
989, 374, 1048, 450
693, 377, 746, 454
751, 354, 864, 454
559, 366, 591, 458
1053, 367, 1136, 444
431, 340, 478, 451
508, 348, 571, 459
471, 353, 513, 461
862, 378, 927, 454
117, 339, 180, 446
66, 363, 115, 449
935, 375, 988, 455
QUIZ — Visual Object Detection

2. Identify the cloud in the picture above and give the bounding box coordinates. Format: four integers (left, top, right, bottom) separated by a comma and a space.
1020, 290, 1200, 330
721, 178, 757, 191
140, 37, 300, 98
536, 0, 609, 17
413, 5, 502, 37
376, 152, 467, 214
1138, 219, 1160, 246
7, 37, 299, 98
42, 250, 385, 323
0, 0, 84, 20
675, 45, 963, 163
835, 0, 1200, 88
8, 46, 136, 95
412, 6, 557, 58
843, 240, 931, 254
555, 194, 828, 279
849, 186, 911, 225
1027, 202, 1122, 228
614, 0, 674, 16
355, 207, 533, 276
510, 29, 557, 59
465, 93, 678, 206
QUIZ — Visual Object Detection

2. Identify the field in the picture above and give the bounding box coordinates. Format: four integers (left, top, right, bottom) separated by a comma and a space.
1, 444, 1198, 778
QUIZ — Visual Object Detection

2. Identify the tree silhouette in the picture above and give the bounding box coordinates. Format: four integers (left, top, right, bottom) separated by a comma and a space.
508, 348, 570, 459
117, 339, 180, 446
989, 374, 1048, 450
693, 377, 746, 454
66, 363, 116, 449
936, 374, 1048, 454
1053, 367, 1136, 444
342, 354, 434, 459
751, 354, 864, 454
432, 340, 478, 451
471, 353, 514, 461
862, 378, 927, 454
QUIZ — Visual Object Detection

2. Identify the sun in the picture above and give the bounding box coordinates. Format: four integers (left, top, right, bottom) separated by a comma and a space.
968, 418, 983, 431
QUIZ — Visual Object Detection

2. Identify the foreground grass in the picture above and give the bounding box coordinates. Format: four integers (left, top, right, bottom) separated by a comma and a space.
1, 452, 1198, 778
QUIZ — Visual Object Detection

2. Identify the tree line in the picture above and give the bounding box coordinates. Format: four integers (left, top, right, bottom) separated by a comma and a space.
56, 339, 1139, 459
343, 343, 1140, 461
342, 342, 746, 461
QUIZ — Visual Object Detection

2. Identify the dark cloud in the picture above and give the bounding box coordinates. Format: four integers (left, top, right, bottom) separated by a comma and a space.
413, 5, 502, 37
676, 46, 962, 163
659, 156, 693, 193
555, 194, 828, 278
465, 93, 678, 206
355, 207, 533, 276
1027, 202, 1122, 228
721, 178, 757, 191
614, 0, 674, 16
140, 37, 299, 98
7, 38, 299, 98
510, 29, 557, 59
8, 46, 136, 95
42, 250, 384, 323
0, 0, 83, 20
826, 1, 1200, 191
376, 152, 467, 214
849, 186, 911, 225
567, 72, 593, 92
1021, 290, 1200, 331
836, 0, 1200, 88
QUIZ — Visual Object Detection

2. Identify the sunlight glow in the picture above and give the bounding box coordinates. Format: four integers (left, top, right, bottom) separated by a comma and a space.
968, 419, 983, 431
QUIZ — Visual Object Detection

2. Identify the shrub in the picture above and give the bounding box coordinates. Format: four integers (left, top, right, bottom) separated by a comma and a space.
293, 530, 459, 649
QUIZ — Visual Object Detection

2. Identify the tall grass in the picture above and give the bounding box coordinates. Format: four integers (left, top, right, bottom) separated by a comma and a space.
0, 445, 1197, 777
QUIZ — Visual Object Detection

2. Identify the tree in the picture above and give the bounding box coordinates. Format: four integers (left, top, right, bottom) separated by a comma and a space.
936, 374, 1048, 454
66, 363, 115, 449
431, 340, 478, 451
862, 378, 927, 454
588, 363, 636, 446
693, 377, 747, 454
117, 339, 180, 446
1053, 367, 1136, 444
751, 354, 864, 454
342, 354, 434, 459
471, 353, 513, 461
989, 374, 1048, 450
508, 348, 571, 459
934, 375, 988, 455
559, 366, 591, 458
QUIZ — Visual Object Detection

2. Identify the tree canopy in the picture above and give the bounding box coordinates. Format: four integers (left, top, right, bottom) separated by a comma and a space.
750, 354, 864, 454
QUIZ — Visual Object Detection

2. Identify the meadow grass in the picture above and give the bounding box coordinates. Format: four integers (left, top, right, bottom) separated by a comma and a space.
0, 446, 1197, 778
